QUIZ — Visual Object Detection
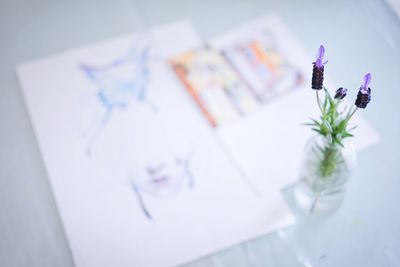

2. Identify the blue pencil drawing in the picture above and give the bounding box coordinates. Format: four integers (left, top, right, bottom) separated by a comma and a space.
130, 152, 195, 220
79, 40, 158, 156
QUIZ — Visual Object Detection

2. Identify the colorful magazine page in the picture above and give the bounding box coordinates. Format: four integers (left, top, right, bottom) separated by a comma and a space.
221, 37, 304, 101
170, 48, 259, 127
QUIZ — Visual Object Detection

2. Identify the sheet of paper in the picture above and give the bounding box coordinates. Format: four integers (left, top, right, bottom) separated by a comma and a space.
17, 21, 294, 267
209, 15, 380, 193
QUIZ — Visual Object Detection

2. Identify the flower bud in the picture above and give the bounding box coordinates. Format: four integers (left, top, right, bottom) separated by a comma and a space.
355, 73, 372, 109
311, 45, 327, 90
355, 88, 371, 108
312, 65, 324, 90
334, 87, 347, 100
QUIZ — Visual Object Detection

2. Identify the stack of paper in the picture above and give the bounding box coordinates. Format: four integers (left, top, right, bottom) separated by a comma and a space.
17, 15, 379, 267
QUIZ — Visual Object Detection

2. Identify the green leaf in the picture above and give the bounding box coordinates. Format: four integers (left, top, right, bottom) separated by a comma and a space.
311, 118, 321, 126
323, 92, 328, 113
312, 128, 322, 134
323, 120, 333, 133
342, 132, 354, 138
348, 125, 358, 132
327, 91, 335, 109
336, 119, 348, 132
302, 122, 316, 126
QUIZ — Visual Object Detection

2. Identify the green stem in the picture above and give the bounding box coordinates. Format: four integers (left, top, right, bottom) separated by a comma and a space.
319, 143, 338, 178
312, 142, 337, 213
316, 90, 323, 113
310, 193, 319, 213
347, 107, 358, 122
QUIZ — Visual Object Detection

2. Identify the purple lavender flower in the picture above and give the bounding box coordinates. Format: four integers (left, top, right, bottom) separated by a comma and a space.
355, 73, 372, 108
334, 87, 347, 100
312, 45, 328, 90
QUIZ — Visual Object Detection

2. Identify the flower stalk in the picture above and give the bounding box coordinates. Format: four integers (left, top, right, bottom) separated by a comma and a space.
304, 45, 373, 213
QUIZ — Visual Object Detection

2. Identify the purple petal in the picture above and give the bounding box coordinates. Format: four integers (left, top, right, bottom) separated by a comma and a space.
363, 73, 371, 89
317, 45, 325, 61
360, 73, 371, 93
314, 45, 326, 68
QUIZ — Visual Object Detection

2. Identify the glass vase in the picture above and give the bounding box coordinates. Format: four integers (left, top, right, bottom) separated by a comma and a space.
294, 135, 356, 214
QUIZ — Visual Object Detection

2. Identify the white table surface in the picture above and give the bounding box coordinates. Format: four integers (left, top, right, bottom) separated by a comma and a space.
1, 0, 399, 266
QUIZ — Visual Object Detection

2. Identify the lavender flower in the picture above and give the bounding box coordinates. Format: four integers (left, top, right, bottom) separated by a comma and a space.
334, 87, 347, 100
355, 73, 372, 109
312, 45, 327, 90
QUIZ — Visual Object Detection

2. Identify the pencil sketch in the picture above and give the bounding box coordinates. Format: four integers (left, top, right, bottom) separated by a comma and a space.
79, 40, 158, 156
130, 152, 195, 220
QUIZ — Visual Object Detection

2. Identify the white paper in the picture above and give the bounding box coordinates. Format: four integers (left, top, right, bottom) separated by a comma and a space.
211, 15, 380, 193
17, 21, 294, 267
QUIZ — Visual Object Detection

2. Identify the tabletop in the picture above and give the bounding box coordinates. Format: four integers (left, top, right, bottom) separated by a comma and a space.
1, 0, 400, 266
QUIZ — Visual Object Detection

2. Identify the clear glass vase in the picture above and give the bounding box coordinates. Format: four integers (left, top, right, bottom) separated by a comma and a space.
294, 135, 356, 214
